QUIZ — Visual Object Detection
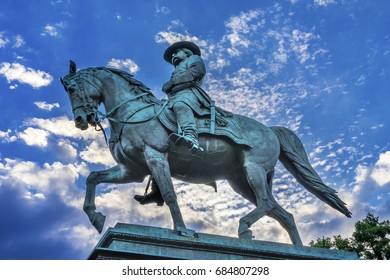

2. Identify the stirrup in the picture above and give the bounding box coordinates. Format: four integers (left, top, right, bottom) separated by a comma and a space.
169, 133, 203, 152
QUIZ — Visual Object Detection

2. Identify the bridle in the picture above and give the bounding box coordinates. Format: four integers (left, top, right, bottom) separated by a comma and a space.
64, 68, 168, 144
68, 73, 102, 124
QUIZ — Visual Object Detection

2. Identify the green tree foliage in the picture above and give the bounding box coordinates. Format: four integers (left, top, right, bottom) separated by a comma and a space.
353, 213, 390, 260
309, 235, 355, 252
309, 236, 333, 249
309, 213, 390, 259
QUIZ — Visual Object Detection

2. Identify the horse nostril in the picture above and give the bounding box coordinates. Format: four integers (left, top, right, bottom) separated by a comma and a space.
75, 116, 83, 124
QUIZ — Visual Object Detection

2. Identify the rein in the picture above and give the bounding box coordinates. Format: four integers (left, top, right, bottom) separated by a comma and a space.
71, 72, 168, 145
94, 96, 168, 145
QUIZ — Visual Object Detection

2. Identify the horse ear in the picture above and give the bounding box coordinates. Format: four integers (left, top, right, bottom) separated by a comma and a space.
60, 77, 64, 85
69, 60, 77, 75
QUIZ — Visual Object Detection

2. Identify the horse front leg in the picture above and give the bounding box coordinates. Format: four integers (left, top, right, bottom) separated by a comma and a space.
143, 146, 193, 236
83, 164, 135, 233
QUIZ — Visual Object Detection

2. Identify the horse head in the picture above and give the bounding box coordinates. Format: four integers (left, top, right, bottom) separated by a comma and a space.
61, 60, 103, 130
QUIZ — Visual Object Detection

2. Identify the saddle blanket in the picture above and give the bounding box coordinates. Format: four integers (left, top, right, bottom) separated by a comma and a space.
158, 106, 253, 148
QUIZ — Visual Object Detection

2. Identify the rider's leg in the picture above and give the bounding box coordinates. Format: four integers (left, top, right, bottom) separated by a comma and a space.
172, 101, 202, 151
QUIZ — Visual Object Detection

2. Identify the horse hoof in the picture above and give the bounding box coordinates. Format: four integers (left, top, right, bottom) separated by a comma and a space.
239, 229, 253, 240
92, 212, 106, 234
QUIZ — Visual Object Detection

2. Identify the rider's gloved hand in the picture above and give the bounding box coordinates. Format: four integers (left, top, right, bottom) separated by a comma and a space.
162, 80, 174, 93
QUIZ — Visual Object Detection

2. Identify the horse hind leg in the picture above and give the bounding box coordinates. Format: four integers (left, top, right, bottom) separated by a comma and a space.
267, 204, 303, 246
263, 168, 303, 245
238, 163, 275, 240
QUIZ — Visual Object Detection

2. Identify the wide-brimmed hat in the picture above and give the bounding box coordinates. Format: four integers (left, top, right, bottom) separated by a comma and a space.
163, 41, 201, 64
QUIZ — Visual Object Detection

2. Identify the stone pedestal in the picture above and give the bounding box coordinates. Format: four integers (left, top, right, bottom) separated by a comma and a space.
88, 223, 358, 260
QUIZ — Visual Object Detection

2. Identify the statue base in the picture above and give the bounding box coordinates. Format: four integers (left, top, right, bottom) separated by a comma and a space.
88, 223, 358, 260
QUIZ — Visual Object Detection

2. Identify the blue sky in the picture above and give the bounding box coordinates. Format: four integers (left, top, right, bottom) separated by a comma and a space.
0, 0, 389, 259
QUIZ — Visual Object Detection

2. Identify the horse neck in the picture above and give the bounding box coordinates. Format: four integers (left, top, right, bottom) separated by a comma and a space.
99, 72, 143, 115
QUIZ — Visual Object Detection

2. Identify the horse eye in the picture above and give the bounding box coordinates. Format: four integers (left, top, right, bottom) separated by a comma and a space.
67, 86, 76, 94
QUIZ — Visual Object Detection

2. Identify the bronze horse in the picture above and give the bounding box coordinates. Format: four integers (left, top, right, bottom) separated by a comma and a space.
61, 61, 351, 245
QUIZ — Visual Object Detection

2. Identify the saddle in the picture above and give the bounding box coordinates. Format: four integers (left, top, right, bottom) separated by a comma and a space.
157, 103, 253, 148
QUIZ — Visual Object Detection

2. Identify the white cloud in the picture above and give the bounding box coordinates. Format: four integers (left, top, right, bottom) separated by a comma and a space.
107, 58, 140, 74
0, 62, 53, 88
16, 116, 107, 160
222, 10, 265, 57
41, 22, 66, 37
168, 20, 184, 30
155, 4, 170, 14
18, 127, 50, 148
0, 158, 82, 202
0, 129, 17, 143
205, 73, 287, 124
267, 28, 320, 68
314, 0, 337, 6
80, 141, 116, 167
34, 101, 60, 111
0, 32, 24, 49
371, 151, 390, 186
370, 124, 384, 130
57, 139, 78, 160
25, 116, 103, 142
13, 34, 25, 48
353, 151, 390, 189
155, 30, 208, 48
0, 32, 10, 48
348, 150, 390, 223
57, 225, 100, 251
291, 29, 318, 63
42, 25, 58, 36
208, 57, 230, 70
355, 75, 366, 86
225, 10, 263, 34
24, 191, 46, 200
0, 156, 93, 256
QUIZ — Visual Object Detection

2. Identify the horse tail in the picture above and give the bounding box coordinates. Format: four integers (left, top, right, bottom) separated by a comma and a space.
270, 126, 352, 218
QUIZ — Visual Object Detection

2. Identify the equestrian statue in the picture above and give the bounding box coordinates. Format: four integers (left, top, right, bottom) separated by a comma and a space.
61, 41, 351, 245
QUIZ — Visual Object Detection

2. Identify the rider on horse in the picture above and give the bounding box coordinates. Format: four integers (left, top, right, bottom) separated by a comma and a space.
135, 41, 212, 205
163, 41, 212, 152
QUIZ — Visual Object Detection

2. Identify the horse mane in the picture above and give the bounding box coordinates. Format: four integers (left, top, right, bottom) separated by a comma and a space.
103, 67, 153, 93
96, 67, 161, 104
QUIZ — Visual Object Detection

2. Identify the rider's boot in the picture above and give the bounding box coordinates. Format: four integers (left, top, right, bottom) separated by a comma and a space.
178, 128, 203, 152
134, 179, 164, 206
170, 102, 203, 152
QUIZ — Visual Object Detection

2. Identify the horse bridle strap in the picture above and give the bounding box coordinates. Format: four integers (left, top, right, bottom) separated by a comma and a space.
71, 74, 101, 114
105, 99, 169, 149
103, 92, 150, 118
101, 99, 168, 125
96, 96, 168, 145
